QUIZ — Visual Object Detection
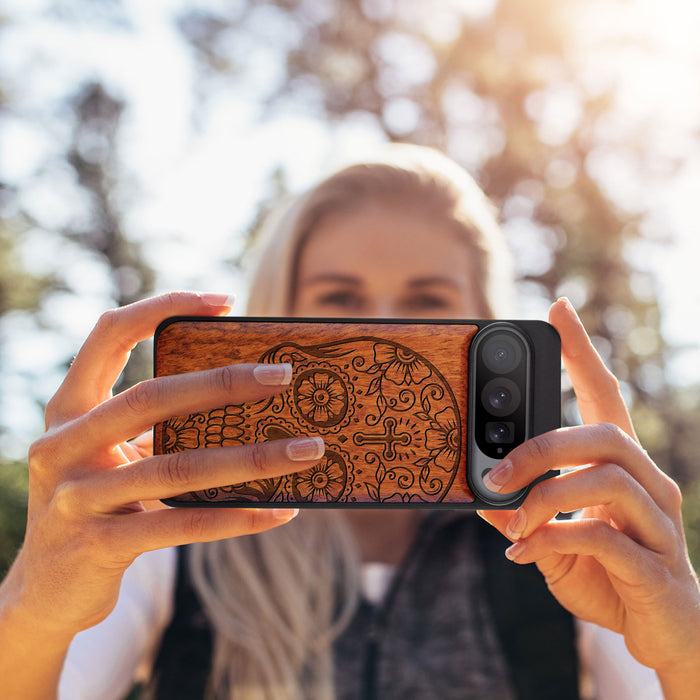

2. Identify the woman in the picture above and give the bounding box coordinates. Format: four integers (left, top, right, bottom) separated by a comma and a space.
0, 145, 698, 699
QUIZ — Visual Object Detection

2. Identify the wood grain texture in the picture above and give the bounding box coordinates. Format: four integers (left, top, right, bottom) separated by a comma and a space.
154, 319, 478, 506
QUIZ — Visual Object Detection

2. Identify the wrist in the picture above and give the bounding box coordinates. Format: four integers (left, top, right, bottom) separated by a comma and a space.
656, 656, 700, 700
0, 560, 74, 698
0, 550, 77, 649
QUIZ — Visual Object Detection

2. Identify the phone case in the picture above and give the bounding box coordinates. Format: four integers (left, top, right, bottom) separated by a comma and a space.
153, 317, 560, 509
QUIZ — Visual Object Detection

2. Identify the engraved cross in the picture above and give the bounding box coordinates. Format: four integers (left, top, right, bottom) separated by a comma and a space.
353, 416, 412, 459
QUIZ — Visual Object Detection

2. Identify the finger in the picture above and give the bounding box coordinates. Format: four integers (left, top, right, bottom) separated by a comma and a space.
127, 431, 153, 459
548, 298, 636, 439
87, 436, 326, 507
110, 506, 301, 558
483, 423, 681, 514
66, 362, 294, 456
476, 509, 516, 539
503, 518, 663, 588
47, 292, 234, 424
504, 464, 676, 554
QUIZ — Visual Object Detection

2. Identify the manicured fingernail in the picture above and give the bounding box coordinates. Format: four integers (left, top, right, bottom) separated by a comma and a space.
505, 541, 527, 561
273, 508, 299, 521
557, 296, 578, 319
483, 460, 512, 493
199, 293, 236, 308
286, 437, 325, 461
506, 509, 527, 540
254, 363, 293, 386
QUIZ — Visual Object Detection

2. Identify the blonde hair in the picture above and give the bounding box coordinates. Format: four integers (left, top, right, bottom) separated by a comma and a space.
188, 144, 514, 699
246, 143, 514, 318
189, 512, 359, 700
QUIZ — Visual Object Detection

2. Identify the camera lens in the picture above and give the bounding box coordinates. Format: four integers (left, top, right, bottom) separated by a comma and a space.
481, 378, 521, 417
482, 334, 523, 374
489, 387, 510, 411
486, 421, 514, 444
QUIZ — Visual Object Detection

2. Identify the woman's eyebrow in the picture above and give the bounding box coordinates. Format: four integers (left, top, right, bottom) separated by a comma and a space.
407, 277, 462, 290
301, 273, 362, 286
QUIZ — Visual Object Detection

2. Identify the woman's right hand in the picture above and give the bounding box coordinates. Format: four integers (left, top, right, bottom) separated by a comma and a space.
1, 292, 324, 643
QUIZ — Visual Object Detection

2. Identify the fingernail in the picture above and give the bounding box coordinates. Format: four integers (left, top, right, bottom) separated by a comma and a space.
273, 508, 299, 521
505, 541, 527, 561
483, 460, 512, 493
506, 509, 527, 540
199, 293, 236, 308
286, 437, 325, 461
254, 363, 293, 386
557, 296, 578, 319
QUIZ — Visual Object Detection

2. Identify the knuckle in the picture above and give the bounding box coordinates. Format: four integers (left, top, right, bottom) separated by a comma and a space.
213, 364, 238, 394
244, 508, 270, 533
158, 452, 195, 490
52, 479, 83, 516
123, 379, 159, 416
601, 462, 632, 490
94, 308, 121, 337
28, 433, 61, 477
602, 369, 621, 396
584, 517, 615, 546
529, 477, 554, 510
184, 509, 211, 541
662, 476, 683, 512
245, 443, 270, 476
596, 421, 628, 446
523, 432, 555, 465
161, 291, 191, 309
28, 435, 51, 473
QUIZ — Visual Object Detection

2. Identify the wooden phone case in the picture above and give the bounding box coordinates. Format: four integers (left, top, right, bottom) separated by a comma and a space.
153, 317, 560, 508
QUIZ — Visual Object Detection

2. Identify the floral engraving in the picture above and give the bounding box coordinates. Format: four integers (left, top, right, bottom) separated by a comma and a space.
372, 343, 432, 385
294, 368, 348, 427
163, 414, 202, 452
425, 406, 460, 471
292, 451, 347, 502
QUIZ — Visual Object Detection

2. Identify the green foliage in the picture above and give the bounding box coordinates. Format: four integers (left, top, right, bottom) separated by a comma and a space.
0, 224, 54, 316
0, 460, 28, 577
682, 479, 700, 572
175, 0, 697, 489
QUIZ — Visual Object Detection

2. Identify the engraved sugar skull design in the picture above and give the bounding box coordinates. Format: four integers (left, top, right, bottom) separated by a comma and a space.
163, 337, 462, 504
247, 338, 459, 504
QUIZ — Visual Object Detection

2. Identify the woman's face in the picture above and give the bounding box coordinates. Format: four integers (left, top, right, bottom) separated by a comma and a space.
292, 202, 485, 319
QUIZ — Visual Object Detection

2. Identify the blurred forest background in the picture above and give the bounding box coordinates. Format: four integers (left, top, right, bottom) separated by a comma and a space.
1, 0, 700, 574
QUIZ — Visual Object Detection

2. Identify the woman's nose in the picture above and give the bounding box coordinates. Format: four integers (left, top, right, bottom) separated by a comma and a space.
365, 300, 397, 318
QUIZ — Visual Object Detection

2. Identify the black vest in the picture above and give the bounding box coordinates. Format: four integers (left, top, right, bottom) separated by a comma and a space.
148, 514, 579, 699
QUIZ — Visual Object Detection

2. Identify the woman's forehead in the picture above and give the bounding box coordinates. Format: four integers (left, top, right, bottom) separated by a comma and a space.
298, 203, 472, 272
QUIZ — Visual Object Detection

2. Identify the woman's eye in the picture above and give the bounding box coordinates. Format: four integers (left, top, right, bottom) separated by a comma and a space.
403, 295, 451, 311
315, 290, 365, 311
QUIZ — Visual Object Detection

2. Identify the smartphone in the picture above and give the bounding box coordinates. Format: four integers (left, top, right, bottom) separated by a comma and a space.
153, 317, 560, 509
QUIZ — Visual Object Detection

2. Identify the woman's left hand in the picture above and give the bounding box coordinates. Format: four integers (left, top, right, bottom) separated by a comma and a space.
478, 298, 700, 696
